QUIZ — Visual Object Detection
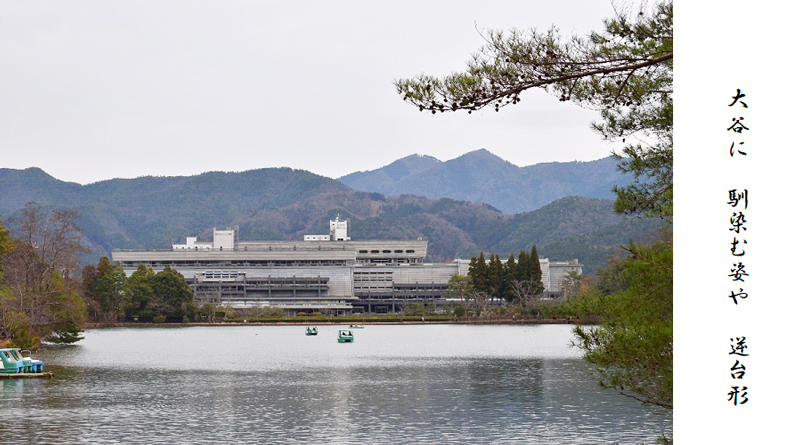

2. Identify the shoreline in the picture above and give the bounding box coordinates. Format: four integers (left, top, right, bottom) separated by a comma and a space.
0, 372, 54, 380
83, 318, 586, 329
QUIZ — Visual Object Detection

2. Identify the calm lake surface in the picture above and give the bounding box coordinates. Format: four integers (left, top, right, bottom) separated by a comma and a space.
1, 324, 671, 444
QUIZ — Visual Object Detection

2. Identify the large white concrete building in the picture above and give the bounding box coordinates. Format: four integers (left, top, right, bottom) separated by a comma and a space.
112, 217, 582, 315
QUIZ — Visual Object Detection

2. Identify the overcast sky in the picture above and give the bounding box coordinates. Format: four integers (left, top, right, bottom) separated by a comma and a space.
1, 1, 622, 185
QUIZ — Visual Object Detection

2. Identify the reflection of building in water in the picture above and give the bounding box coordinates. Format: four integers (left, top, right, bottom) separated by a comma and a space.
112, 217, 582, 315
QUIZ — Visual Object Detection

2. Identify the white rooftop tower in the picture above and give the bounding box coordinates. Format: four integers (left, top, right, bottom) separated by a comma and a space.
330, 215, 350, 241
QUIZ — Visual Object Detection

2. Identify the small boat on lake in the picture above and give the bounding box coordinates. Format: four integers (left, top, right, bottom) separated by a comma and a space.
1, 348, 44, 374
348, 324, 364, 329
305, 327, 318, 336
337, 330, 354, 343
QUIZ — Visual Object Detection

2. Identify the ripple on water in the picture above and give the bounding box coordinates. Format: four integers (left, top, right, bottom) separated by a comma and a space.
2, 325, 671, 444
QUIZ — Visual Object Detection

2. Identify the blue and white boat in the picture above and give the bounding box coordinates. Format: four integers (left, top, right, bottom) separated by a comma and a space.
1, 348, 44, 374
337, 330, 354, 343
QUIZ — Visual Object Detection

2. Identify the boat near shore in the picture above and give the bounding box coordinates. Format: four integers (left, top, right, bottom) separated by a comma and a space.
0, 348, 52, 379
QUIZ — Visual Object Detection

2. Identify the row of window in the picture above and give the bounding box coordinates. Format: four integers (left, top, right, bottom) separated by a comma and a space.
353, 294, 449, 300
357, 249, 415, 254
119, 260, 351, 268
354, 276, 393, 282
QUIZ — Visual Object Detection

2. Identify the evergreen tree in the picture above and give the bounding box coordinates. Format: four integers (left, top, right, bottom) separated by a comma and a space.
125, 263, 155, 321
487, 254, 504, 300
447, 274, 472, 302
42, 273, 86, 344
573, 241, 672, 408
468, 252, 489, 293
505, 254, 517, 281
95, 256, 128, 321
516, 250, 530, 282
503, 254, 517, 302
80, 264, 100, 320
151, 267, 195, 322
529, 245, 544, 296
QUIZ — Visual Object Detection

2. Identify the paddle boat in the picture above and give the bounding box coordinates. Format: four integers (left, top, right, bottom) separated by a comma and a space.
305, 326, 318, 336
337, 330, 354, 343
1, 348, 44, 374
348, 324, 364, 329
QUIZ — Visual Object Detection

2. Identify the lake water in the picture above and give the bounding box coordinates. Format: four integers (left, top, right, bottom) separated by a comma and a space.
1, 324, 671, 444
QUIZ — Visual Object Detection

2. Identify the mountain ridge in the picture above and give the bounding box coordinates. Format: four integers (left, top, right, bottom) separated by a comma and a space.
0, 154, 662, 274
337, 149, 632, 214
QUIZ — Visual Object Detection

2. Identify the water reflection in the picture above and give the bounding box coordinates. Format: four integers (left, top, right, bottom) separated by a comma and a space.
1, 325, 671, 444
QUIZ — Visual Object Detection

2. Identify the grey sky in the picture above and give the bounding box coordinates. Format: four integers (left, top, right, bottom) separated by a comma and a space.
1, 1, 621, 185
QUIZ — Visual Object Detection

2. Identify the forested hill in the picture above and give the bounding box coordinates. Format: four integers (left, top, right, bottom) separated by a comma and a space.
0, 167, 663, 273
338, 149, 634, 214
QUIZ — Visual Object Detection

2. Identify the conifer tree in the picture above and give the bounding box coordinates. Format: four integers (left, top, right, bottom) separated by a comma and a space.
503, 254, 517, 302
488, 254, 504, 300
529, 245, 544, 296
516, 250, 530, 282
95, 256, 128, 321
505, 253, 517, 280
468, 252, 489, 293
573, 241, 672, 408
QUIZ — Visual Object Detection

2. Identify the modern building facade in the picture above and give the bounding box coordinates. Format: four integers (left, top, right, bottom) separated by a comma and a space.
112, 217, 582, 315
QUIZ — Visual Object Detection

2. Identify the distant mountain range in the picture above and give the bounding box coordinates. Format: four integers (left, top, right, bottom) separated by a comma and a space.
0, 152, 664, 274
338, 149, 634, 214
